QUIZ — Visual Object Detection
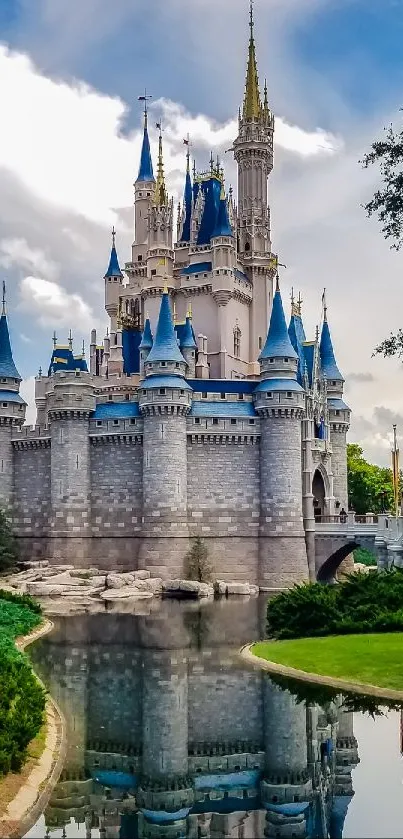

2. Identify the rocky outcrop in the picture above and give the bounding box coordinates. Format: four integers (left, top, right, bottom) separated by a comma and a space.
214, 580, 259, 597
162, 580, 214, 599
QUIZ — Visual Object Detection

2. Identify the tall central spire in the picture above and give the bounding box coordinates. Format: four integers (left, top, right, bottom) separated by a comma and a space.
154, 122, 168, 206
243, 0, 262, 121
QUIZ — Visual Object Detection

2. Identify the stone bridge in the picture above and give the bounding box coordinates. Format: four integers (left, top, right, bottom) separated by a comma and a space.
314, 512, 379, 581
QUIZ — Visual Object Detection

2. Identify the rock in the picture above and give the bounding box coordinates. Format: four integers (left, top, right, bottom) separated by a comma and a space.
163, 580, 214, 598
106, 574, 127, 589
100, 587, 154, 601
70, 568, 104, 578
133, 570, 151, 581
145, 577, 163, 595
214, 581, 259, 596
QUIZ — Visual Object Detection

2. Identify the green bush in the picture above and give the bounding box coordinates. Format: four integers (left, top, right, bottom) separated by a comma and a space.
0, 591, 45, 777
267, 568, 403, 639
0, 508, 19, 573
185, 537, 212, 583
354, 547, 377, 566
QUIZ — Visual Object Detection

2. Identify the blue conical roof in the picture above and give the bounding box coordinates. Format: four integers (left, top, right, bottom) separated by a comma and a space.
289, 310, 306, 384
146, 293, 186, 365
197, 176, 222, 245
0, 313, 21, 379
104, 243, 123, 278
260, 282, 298, 360
179, 168, 193, 243
320, 316, 343, 380
212, 194, 233, 238
181, 316, 197, 349
139, 317, 153, 350
137, 119, 154, 183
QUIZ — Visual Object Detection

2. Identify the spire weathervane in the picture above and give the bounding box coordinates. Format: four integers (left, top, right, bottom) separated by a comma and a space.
243, 0, 262, 120
111, 226, 116, 247
138, 89, 153, 126
1, 280, 5, 316
322, 288, 327, 322
53, 331, 57, 349
155, 119, 168, 206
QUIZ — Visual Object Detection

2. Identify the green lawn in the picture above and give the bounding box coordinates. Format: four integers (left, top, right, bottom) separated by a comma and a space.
253, 634, 403, 692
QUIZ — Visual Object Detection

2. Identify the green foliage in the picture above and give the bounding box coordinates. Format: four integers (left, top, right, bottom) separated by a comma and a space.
0, 508, 19, 573
354, 547, 377, 567
347, 443, 394, 514
361, 120, 403, 250
0, 592, 45, 777
185, 537, 212, 583
267, 568, 403, 639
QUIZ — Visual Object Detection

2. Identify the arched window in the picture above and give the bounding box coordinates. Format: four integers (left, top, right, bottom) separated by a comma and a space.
233, 326, 241, 359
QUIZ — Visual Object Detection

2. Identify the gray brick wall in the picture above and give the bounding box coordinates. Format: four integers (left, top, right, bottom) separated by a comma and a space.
13, 445, 50, 536
331, 430, 348, 510
0, 425, 13, 508
142, 415, 188, 536
90, 439, 143, 536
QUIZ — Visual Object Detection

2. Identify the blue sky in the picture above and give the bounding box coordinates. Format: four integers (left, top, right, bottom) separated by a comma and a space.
1, 0, 403, 462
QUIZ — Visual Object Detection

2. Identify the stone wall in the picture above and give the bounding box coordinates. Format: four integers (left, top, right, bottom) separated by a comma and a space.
330, 430, 348, 510
90, 437, 143, 536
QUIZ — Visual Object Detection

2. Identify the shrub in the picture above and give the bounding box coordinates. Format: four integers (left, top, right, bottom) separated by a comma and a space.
0, 592, 45, 778
0, 508, 19, 573
267, 568, 403, 639
354, 547, 377, 566
185, 537, 212, 583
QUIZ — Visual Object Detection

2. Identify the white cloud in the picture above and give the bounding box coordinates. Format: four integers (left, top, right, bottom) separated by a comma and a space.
0, 46, 340, 230
0, 237, 59, 281
19, 276, 96, 332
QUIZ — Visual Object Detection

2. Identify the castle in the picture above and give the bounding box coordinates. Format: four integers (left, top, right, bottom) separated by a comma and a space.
0, 4, 350, 587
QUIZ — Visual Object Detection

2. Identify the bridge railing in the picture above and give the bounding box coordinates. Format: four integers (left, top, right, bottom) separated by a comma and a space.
315, 513, 378, 525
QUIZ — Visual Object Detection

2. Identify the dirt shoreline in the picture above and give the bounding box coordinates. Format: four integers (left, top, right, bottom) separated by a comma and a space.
0, 619, 66, 839
239, 642, 403, 701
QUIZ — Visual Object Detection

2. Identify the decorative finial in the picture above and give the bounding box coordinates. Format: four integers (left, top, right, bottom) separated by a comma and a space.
138, 89, 152, 128
275, 273, 280, 292
243, 0, 261, 120
291, 286, 295, 306
184, 134, 191, 172
297, 292, 303, 316
193, 159, 197, 180
322, 288, 327, 322
111, 226, 116, 247
315, 324, 319, 342
38, 366, 42, 377
186, 301, 193, 319
68, 329, 73, 350
264, 78, 269, 112
155, 120, 168, 206
163, 283, 168, 294
249, 0, 254, 35
82, 339, 85, 356
210, 151, 214, 174
1, 280, 5, 316
173, 300, 177, 324
52, 331, 57, 349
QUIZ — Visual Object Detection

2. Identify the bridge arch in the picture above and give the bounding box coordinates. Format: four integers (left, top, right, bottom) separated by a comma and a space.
313, 465, 331, 520
316, 541, 359, 583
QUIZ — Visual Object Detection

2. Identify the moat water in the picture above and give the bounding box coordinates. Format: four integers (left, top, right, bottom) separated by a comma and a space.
23, 596, 403, 839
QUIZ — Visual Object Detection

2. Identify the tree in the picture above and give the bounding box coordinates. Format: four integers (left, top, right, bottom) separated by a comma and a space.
0, 509, 19, 573
362, 118, 403, 358
347, 444, 394, 514
184, 537, 212, 583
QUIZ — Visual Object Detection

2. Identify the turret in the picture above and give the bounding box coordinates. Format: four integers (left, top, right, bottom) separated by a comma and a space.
139, 316, 153, 378
132, 106, 155, 265
146, 125, 174, 287
180, 312, 197, 377
0, 282, 26, 508
138, 290, 192, 576
104, 227, 123, 333
178, 144, 192, 244
320, 295, 350, 509
233, 1, 276, 364
254, 277, 308, 588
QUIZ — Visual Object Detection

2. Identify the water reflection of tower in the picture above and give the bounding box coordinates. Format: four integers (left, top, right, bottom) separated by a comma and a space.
262, 680, 312, 837
329, 703, 360, 839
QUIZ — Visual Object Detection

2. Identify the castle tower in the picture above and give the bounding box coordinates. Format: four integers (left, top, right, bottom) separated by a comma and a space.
132, 107, 155, 266
139, 316, 153, 378
254, 277, 308, 588
0, 283, 26, 508
233, 1, 275, 362
211, 185, 237, 377
146, 125, 174, 287
180, 312, 197, 378
104, 227, 123, 335
319, 297, 350, 510
138, 290, 192, 578
47, 367, 95, 564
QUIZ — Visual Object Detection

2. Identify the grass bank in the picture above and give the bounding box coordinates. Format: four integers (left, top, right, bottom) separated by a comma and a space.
253, 633, 403, 692
0, 591, 46, 777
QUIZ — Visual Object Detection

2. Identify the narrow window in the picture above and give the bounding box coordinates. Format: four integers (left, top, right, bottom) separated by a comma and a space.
212, 418, 219, 425
202, 392, 208, 399
96, 421, 102, 427
113, 420, 119, 426
233, 326, 241, 359
231, 418, 236, 425
238, 393, 244, 401
159, 388, 166, 395
221, 392, 226, 399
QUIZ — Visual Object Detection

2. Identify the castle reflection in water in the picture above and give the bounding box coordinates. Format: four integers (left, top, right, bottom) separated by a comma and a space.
28, 597, 359, 839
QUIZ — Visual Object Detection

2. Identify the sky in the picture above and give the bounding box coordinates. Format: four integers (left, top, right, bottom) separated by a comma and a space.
1, 0, 403, 465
